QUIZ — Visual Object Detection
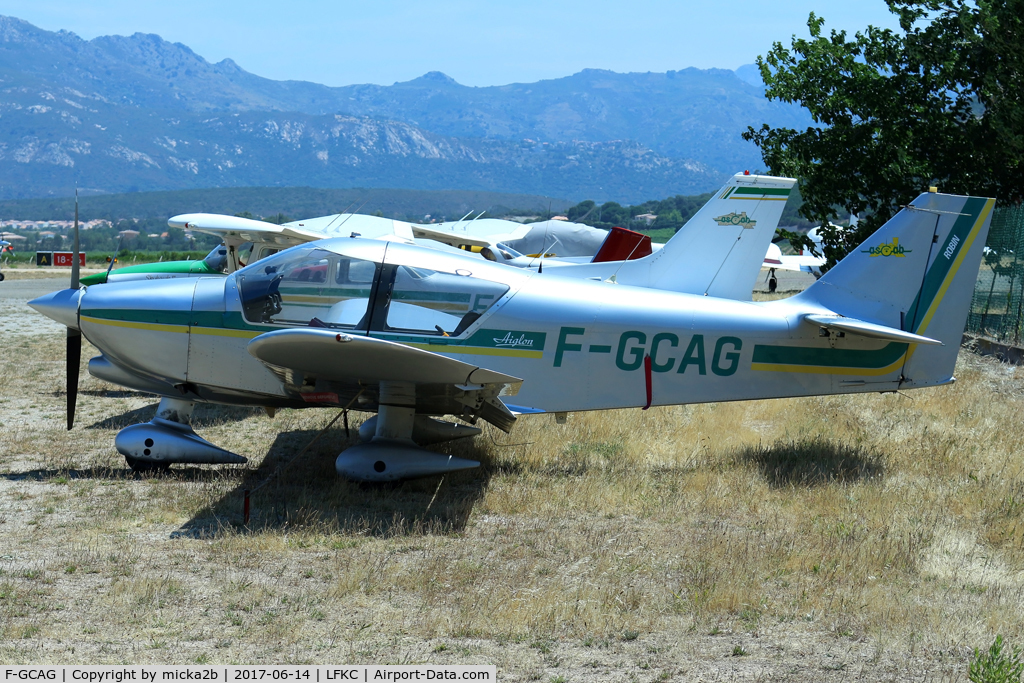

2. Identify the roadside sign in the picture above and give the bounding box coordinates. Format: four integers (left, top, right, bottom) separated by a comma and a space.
35, 251, 53, 266
54, 252, 86, 267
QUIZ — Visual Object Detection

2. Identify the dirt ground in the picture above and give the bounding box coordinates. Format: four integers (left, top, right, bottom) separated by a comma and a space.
1, 272, 1022, 681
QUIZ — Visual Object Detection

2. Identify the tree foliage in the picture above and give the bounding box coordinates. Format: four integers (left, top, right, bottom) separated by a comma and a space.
565, 194, 715, 232
743, 0, 1024, 269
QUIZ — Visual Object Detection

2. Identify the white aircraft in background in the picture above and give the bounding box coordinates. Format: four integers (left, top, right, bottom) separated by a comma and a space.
166, 172, 794, 302
762, 215, 860, 283
0, 239, 11, 281
89, 172, 796, 305
764, 226, 826, 280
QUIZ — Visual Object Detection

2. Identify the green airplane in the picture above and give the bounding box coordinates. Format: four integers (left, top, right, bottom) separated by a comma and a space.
79, 246, 228, 286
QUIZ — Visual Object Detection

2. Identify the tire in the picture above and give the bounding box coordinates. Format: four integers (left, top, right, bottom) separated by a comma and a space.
125, 455, 171, 473
0, 272, 5, 281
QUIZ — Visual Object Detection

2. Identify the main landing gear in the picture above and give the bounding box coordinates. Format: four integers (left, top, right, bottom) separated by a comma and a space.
115, 397, 247, 472
335, 382, 481, 482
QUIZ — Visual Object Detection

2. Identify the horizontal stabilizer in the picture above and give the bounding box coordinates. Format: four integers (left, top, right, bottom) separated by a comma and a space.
803, 314, 942, 346
248, 328, 522, 387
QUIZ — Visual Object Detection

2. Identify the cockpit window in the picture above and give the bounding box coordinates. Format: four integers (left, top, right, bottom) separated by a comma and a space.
203, 246, 229, 272
385, 266, 509, 336
237, 246, 379, 328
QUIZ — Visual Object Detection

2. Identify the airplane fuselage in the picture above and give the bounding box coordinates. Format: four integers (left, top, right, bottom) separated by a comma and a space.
76, 238, 921, 419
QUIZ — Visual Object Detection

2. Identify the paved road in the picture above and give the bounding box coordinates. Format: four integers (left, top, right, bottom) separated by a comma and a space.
0, 277, 70, 303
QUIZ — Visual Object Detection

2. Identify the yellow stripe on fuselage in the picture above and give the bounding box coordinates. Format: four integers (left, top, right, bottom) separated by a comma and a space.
751, 355, 907, 376
190, 327, 263, 339
80, 315, 188, 334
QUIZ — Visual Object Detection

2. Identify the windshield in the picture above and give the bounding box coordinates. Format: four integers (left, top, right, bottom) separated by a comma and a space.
237, 246, 380, 328
385, 265, 509, 336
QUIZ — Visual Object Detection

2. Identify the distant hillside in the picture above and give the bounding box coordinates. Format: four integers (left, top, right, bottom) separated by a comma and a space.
0, 186, 573, 222
0, 15, 811, 202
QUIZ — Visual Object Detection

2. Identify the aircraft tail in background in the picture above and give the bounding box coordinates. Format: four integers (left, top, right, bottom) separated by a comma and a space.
557, 172, 797, 298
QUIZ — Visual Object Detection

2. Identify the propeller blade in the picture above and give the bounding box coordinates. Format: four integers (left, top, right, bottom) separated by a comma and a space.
67, 188, 82, 429
67, 328, 81, 430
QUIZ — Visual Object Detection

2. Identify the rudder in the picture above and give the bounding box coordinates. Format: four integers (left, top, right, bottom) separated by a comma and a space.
797, 191, 995, 388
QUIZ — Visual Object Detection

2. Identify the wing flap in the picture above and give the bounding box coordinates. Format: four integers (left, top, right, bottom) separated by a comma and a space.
804, 314, 942, 346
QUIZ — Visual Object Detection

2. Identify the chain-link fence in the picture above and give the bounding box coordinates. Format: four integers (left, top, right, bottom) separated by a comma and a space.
967, 204, 1024, 345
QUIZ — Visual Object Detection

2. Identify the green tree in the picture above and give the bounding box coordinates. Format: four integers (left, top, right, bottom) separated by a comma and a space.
651, 209, 683, 230
743, 0, 1024, 270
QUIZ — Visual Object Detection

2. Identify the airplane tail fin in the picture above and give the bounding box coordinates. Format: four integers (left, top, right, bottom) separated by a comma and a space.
796, 191, 995, 388
615, 172, 796, 298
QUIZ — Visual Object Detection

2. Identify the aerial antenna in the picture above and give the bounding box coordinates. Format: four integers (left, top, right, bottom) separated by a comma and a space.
464, 210, 487, 231
105, 233, 126, 279
337, 199, 370, 233
534, 234, 564, 273
452, 210, 473, 232
574, 205, 597, 224
606, 232, 649, 284
320, 200, 359, 233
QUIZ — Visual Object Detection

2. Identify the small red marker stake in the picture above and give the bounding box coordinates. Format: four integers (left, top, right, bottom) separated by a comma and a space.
643, 355, 653, 410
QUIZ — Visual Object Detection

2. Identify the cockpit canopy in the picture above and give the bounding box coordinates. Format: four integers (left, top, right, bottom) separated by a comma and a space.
235, 239, 519, 337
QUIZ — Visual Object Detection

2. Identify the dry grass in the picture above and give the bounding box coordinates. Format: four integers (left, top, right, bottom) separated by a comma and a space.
1, 301, 1023, 680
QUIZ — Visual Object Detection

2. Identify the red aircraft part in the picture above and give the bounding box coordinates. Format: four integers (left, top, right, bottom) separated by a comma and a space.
591, 226, 653, 263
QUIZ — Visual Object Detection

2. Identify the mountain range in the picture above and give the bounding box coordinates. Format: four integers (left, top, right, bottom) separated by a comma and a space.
0, 15, 810, 204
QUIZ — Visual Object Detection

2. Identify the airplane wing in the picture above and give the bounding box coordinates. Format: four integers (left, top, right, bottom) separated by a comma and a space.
169, 213, 324, 245
247, 328, 522, 431
411, 222, 532, 249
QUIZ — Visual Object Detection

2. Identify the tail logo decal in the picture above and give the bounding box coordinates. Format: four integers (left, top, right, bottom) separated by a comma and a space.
713, 212, 757, 229
862, 237, 911, 257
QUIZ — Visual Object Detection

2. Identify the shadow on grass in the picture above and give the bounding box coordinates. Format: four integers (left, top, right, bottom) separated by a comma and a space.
86, 403, 263, 430
738, 436, 885, 488
80, 389, 155, 398
1, 465, 246, 483
173, 423, 495, 540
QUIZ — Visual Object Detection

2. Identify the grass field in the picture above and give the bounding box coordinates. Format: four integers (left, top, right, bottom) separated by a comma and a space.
1, 275, 1022, 680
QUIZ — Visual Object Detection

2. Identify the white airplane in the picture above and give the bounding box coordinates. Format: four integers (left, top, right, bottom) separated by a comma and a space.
155, 173, 794, 303
0, 239, 10, 281
763, 218, 857, 281
413, 215, 608, 258
30, 189, 993, 481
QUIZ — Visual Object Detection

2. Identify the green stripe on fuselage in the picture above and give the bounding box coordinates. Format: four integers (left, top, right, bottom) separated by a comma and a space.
82, 307, 547, 354
751, 342, 908, 369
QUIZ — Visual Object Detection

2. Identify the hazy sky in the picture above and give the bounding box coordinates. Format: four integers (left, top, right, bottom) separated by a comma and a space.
3, 1, 904, 87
